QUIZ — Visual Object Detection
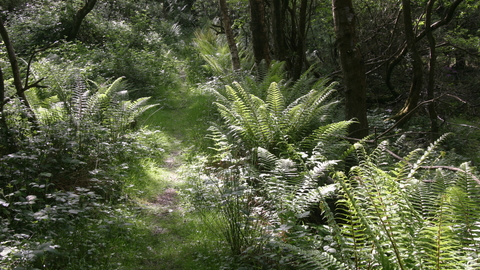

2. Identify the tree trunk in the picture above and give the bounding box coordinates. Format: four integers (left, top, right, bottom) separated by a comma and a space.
332, 0, 369, 139
390, 0, 423, 126
387, 0, 464, 126
292, 0, 308, 80
271, 0, 288, 62
219, 0, 241, 71
66, 0, 98, 41
0, 17, 37, 127
249, 0, 271, 67
0, 66, 16, 156
0, 65, 8, 152
425, 0, 438, 142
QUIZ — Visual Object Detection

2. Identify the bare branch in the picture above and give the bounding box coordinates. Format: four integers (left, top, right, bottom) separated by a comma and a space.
381, 144, 480, 185
0, 16, 38, 127
25, 41, 59, 89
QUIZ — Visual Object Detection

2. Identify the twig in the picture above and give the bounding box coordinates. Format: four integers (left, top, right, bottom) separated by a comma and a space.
380, 145, 480, 185
377, 93, 473, 141
377, 95, 445, 140
25, 42, 59, 89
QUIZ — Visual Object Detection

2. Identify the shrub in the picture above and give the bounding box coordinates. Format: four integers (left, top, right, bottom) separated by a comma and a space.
0, 76, 159, 268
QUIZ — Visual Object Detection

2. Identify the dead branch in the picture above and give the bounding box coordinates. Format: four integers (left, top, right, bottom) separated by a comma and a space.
380, 144, 480, 185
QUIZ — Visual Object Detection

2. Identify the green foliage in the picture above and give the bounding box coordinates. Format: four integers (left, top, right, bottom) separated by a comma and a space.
211, 80, 339, 157
187, 119, 352, 268
183, 156, 269, 267
193, 27, 235, 78
3, 0, 480, 269
326, 135, 480, 269
188, 77, 353, 268
0, 74, 162, 268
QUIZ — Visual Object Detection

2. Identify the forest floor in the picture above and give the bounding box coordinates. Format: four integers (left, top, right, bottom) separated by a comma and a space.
125, 93, 223, 269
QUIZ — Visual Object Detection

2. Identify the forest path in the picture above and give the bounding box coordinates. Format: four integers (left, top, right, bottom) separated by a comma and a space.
132, 93, 220, 269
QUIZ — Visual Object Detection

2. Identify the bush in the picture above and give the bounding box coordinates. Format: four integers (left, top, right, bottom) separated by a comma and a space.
0, 76, 160, 268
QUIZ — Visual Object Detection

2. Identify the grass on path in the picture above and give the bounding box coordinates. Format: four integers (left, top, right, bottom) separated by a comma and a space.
111, 87, 227, 269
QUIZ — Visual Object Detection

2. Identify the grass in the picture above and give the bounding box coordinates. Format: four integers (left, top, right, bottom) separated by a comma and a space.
103, 85, 226, 269
0, 72, 224, 269
140, 86, 217, 152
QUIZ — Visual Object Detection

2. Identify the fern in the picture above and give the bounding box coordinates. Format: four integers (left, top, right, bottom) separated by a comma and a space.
417, 192, 464, 270
330, 137, 480, 269
193, 27, 235, 77
276, 242, 349, 270
212, 80, 339, 158
35, 77, 156, 141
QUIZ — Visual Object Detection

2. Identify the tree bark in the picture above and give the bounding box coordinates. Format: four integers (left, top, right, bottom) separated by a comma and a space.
271, 0, 288, 62
0, 65, 7, 142
249, 0, 271, 67
219, 0, 241, 71
0, 66, 16, 156
0, 17, 37, 127
292, 0, 308, 80
390, 0, 423, 126
425, 0, 438, 141
386, 0, 464, 124
332, 0, 369, 139
66, 0, 98, 41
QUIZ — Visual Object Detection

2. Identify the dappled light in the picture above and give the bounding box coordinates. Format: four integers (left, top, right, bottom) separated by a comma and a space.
1, 0, 480, 269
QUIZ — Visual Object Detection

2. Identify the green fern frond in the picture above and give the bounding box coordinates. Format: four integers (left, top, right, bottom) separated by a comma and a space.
212, 78, 340, 159
283, 87, 338, 139
282, 65, 320, 103
336, 142, 432, 269
330, 136, 480, 269
334, 170, 387, 267
71, 78, 89, 121
206, 125, 235, 162
101, 77, 125, 96
265, 82, 285, 120
335, 197, 370, 269
408, 133, 451, 178
417, 193, 465, 270
277, 243, 349, 270
193, 27, 232, 76
255, 58, 269, 81
448, 164, 480, 256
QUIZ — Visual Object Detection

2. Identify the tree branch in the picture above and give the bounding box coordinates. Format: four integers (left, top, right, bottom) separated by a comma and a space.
380, 144, 480, 185
67, 0, 98, 41
0, 16, 38, 127
385, 0, 464, 94
379, 95, 445, 140
25, 42, 58, 89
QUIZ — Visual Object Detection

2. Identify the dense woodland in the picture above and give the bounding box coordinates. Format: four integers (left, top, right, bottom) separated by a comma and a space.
1, 0, 480, 269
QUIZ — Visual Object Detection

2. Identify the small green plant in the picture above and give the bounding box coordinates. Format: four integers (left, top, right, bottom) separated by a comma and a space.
211, 80, 339, 158
186, 77, 354, 268
193, 27, 236, 78
0, 75, 160, 269
323, 135, 480, 269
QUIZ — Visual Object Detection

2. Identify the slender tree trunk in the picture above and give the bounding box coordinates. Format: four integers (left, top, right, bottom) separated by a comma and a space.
219, 0, 241, 71
390, 0, 423, 126
0, 17, 37, 127
387, 0, 464, 126
66, 0, 98, 41
0, 66, 16, 156
271, 0, 287, 62
0, 74, 8, 156
0, 65, 7, 145
249, 0, 271, 67
426, 0, 438, 142
332, 0, 369, 139
292, 0, 308, 80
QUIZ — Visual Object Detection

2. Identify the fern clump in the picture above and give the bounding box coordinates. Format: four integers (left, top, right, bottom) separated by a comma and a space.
36, 77, 156, 140
211, 80, 339, 158
325, 136, 480, 269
